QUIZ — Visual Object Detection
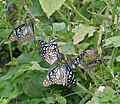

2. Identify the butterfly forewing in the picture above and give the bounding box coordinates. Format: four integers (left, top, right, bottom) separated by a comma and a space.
43, 64, 66, 87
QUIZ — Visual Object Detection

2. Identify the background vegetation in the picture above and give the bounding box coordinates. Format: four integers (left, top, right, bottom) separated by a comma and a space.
0, 0, 120, 103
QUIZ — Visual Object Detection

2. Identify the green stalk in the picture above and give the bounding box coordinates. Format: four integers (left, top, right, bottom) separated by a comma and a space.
87, 70, 99, 86
76, 83, 93, 96
88, 11, 111, 23
0, 16, 13, 29
66, 0, 90, 24
8, 42, 13, 66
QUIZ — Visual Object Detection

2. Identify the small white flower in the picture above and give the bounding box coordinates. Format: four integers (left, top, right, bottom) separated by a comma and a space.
98, 86, 105, 92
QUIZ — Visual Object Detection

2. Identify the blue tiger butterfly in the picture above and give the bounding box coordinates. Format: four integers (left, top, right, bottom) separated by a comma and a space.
39, 38, 60, 65
8, 19, 35, 43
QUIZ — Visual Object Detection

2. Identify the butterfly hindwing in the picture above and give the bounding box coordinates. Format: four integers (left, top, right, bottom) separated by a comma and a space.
43, 64, 66, 87
65, 64, 77, 86
39, 40, 49, 60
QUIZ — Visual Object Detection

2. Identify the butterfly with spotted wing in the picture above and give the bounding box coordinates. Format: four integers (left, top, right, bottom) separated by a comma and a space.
8, 19, 35, 43
39, 38, 60, 65
43, 63, 76, 87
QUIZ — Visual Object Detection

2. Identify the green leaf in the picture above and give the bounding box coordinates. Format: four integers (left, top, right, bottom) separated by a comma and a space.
23, 80, 43, 98
0, 29, 11, 39
39, 0, 66, 17
23, 72, 46, 98
116, 56, 120, 62
72, 24, 96, 44
59, 43, 77, 55
41, 97, 55, 104
29, 0, 45, 16
0, 81, 12, 97
18, 53, 32, 63
0, 66, 19, 80
52, 22, 66, 31
56, 96, 66, 104
105, 35, 120, 47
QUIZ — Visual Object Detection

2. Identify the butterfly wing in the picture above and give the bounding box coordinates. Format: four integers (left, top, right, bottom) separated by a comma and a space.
68, 52, 84, 70
47, 38, 59, 64
39, 40, 49, 61
9, 24, 25, 42
43, 64, 66, 87
65, 64, 77, 86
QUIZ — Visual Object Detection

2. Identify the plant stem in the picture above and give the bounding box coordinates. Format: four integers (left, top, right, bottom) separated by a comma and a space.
74, 82, 93, 96
8, 42, 13, 66
66, 0, 90, 24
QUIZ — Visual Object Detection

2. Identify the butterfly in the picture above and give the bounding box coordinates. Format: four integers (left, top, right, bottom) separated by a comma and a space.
43, 63, 76, 87
79, 49, 103, 69
39, 38, 60, 65
8, 19, 35, 43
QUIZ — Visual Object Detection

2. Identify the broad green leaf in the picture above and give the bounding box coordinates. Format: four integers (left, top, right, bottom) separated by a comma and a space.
0, 66, 19, 80
39, 0, 66, 17
8, 87, 23, 100
56, 96, 66, 104
23, 80, 44, 98
52, 22, 66, 31
0, 81, 12, 97
29, 0, 45, 16
72, 24, 96, 44
0, 29, 11, 39
41, 97, 55, 104
59, 43, 77, 55
105, 35, 120, 47
18, 53, 32, 63
116, 56, 120, 62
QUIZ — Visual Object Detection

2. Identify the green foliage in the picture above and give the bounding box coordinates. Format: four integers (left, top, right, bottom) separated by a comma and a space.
0, 0, 120, 104
39, 0, 66, 17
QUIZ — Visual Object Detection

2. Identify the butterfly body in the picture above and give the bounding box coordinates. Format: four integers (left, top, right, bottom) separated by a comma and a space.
39, 38, 59, 65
